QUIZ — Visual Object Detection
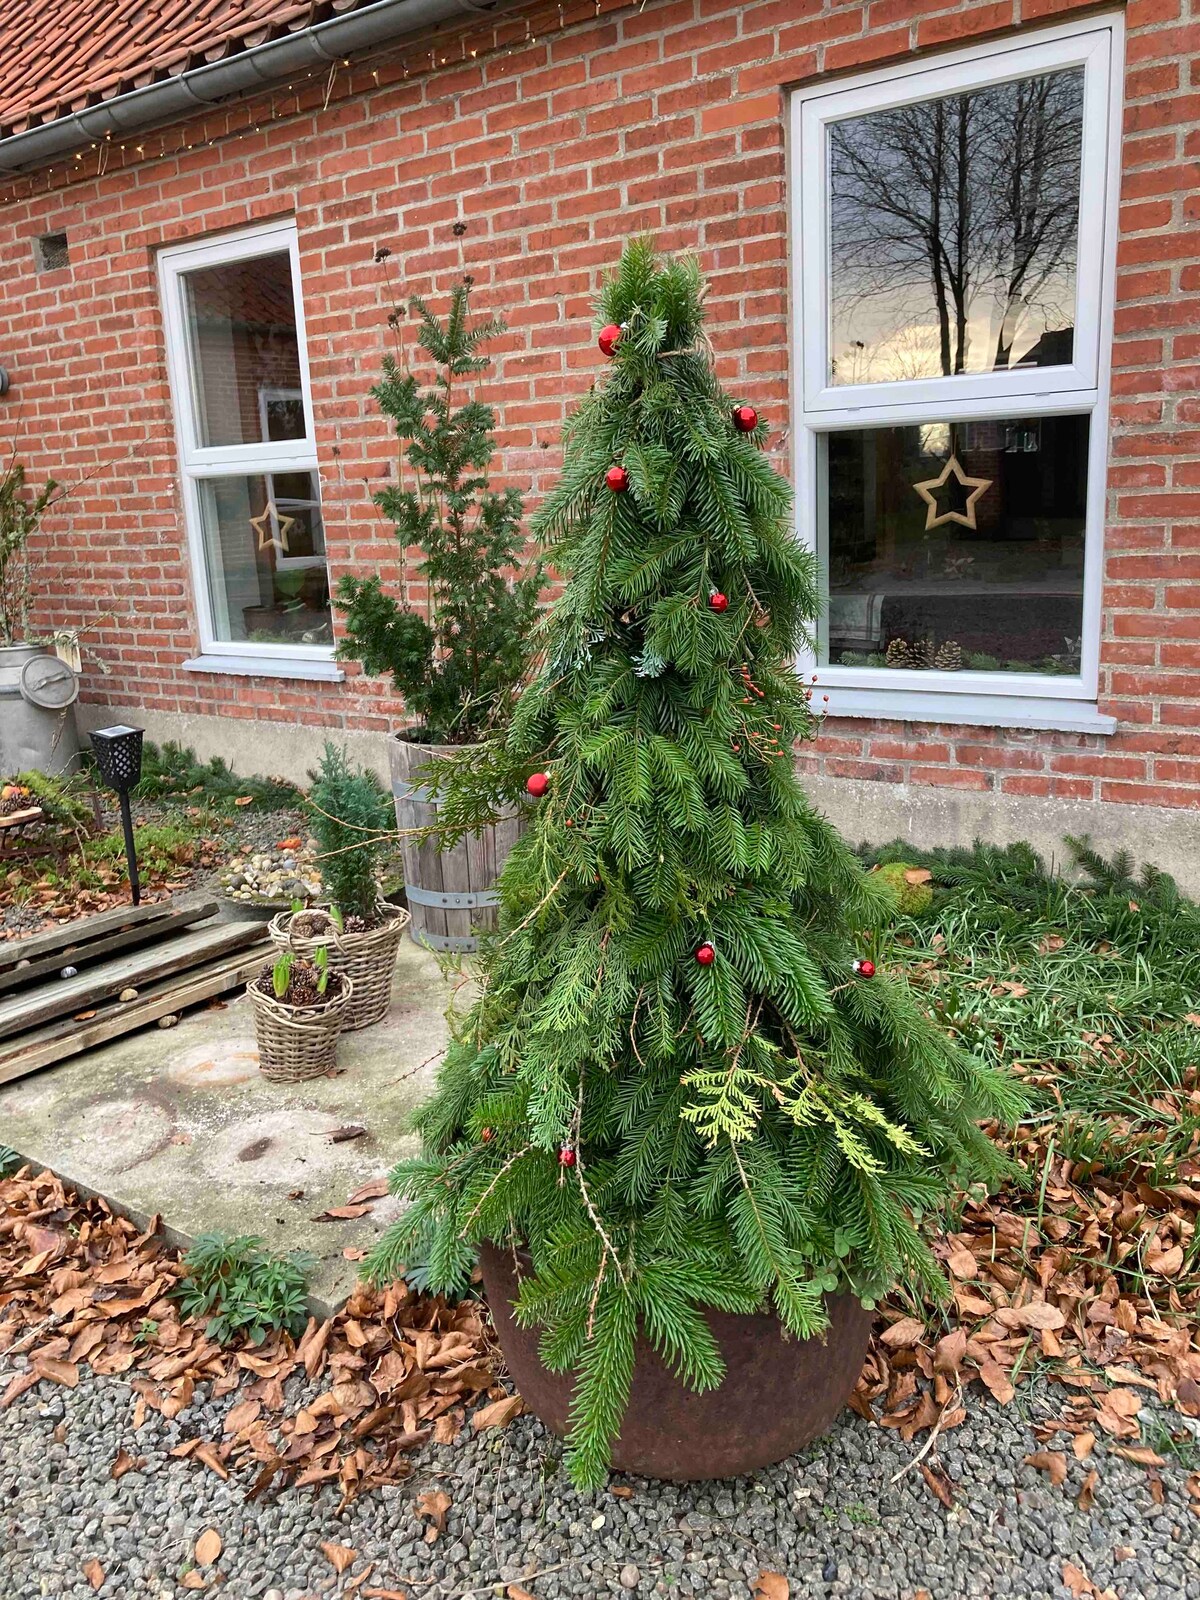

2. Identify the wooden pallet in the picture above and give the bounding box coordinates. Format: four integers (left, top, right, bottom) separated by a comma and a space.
0, 902, 270, 1085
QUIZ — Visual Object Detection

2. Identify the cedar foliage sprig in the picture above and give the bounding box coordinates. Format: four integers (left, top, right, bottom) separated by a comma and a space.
335, 277, 544, 744
366, 241, 1023, 1488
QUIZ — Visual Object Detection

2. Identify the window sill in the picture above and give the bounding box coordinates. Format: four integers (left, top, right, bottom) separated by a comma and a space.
821, 687, 1116, 736
182, 653, 344, 683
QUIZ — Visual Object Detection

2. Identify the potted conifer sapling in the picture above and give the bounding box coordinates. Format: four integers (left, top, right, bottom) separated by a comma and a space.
365, 242, 1022, 1487
270, 743, 409, 1030
249, 944, 352, 1082
335, 276, 543, 952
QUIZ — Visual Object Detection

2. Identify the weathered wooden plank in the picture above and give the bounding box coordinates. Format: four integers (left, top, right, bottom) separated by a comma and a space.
0, 902, 219, 996
0, 943, 270, 1087
0, 920, 264, 1042
0, 900, 194, 971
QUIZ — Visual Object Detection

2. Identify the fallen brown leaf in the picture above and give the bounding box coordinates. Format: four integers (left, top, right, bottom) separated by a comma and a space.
83, 1559, 104, 1591
416, 1488, 451, 1543
320, 1540, 358, 1574
472, 1394, 523, 1431
879, 1316, 924, 1349
194, 1528, 223, 1566
110, 1449, 144, 1480
753, 1574, 789, 1600
1077, 1469, 1098, 1511
1024, 1450, 1068, 1487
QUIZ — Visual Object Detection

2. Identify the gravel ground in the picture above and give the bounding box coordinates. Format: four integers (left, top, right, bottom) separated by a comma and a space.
2, 1350, 1198, 1600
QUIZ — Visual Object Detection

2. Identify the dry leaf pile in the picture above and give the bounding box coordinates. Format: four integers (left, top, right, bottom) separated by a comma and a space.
855, 1114, 1200, 1512
0, 1168, 518, 1506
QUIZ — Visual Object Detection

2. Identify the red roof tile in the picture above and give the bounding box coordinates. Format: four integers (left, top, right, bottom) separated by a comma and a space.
0, 0, 355, 139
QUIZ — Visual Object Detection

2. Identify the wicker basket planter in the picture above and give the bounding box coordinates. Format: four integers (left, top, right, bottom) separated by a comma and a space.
248, 970, 353, 1083
390, 733, 523, 953
268, 905, 410, 1031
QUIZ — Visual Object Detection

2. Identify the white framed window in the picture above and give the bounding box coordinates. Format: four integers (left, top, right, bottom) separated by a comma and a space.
158, 219, 337, 675
789, 15, 1124, 731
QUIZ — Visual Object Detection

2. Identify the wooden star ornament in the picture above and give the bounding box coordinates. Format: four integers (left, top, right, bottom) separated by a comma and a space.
912, 454, 992, 532
250, 503, 296, 555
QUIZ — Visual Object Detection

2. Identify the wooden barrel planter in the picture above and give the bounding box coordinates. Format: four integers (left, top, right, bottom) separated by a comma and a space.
480, 1242, 873, 1481
389, 735, 523, 953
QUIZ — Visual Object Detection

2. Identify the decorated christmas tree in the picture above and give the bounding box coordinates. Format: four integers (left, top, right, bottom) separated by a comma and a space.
367, 241, 1021, 1487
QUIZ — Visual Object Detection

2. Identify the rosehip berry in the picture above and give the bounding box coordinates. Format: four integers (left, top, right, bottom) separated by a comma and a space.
481, 1127, 494, 1142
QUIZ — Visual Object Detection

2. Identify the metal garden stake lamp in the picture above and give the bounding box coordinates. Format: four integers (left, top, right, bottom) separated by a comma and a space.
90, 725, 145, 905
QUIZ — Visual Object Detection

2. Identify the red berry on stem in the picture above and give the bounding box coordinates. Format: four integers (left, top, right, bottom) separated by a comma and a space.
695, 942, 716, 966
481, 1127, 494, 1142
598, 323, 622, 357
559, 1145, 576, 1167
606, 464, 629, 493
733, 405, 758, 433
853, 957, 876, 978
708, 591, 729, 613
526, 771, 549, 798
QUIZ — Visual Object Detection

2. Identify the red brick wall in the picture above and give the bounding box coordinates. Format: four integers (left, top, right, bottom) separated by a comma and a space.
0, 0, 1197, 807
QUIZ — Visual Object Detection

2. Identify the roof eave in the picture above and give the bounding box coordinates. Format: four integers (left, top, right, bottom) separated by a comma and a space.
0, 0, 508, 175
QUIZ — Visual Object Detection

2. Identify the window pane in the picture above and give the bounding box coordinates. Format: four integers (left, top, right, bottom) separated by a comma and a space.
828, 68, 1084, 385
824, 416, 1087, 675
182, 251, 306, 448
196, 473, 331, 647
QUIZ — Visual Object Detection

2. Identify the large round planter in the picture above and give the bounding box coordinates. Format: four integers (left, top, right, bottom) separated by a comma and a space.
389, 734, 523, 953
479, 1242, 873, 1481
0, 642, 80, 778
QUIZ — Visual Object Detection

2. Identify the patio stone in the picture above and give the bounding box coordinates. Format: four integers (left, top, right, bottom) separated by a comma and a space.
0, 935, 451, 1311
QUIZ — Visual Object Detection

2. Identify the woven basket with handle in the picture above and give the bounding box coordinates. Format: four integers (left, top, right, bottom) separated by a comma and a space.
268, 904, 410, 1031
248, 970, 353, 1082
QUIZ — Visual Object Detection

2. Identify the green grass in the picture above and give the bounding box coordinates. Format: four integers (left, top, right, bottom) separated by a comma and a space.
864, 837, 1200, 1189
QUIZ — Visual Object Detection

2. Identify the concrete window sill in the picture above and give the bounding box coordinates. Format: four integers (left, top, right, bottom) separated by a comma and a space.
821, 688, 1117, 736
182, 654, 345, 684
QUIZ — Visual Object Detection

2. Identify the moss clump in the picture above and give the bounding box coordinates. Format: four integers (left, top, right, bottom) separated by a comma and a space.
875, 861, 934, 915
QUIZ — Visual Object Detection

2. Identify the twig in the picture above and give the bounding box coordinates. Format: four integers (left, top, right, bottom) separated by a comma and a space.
459, 1145, 532, 1234
888, 1382, 963, 1484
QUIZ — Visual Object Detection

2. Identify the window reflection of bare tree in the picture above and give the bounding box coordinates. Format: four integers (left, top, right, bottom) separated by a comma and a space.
828, 68, 1083, 382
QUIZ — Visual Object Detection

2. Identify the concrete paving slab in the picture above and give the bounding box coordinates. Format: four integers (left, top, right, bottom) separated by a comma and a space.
0, 937, 453, 1312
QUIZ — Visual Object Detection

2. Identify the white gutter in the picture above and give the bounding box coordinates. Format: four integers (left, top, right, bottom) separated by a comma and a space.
0, 0, 509, 174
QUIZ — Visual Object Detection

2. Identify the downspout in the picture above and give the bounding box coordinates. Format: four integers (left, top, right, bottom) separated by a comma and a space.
0, 0, 510, 174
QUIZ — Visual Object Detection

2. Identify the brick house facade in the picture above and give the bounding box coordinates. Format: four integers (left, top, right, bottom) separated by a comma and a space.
0, 0, 1197, 882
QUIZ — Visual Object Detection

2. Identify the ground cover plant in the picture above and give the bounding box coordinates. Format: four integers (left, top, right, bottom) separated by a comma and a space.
366, 241, 1022, 1489
134, 740, 299, 812
852, 838, 1200, 1506
173, 1233, 315, 1346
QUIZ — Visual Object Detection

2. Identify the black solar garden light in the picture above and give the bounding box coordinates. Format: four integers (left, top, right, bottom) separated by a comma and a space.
89, 725, 145, 905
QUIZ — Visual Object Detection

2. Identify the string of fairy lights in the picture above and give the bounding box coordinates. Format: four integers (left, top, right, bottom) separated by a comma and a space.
0, 0, 641, 207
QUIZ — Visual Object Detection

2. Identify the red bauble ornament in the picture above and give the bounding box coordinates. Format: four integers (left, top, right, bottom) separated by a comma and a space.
598, 323, 622, 357
481, 1127, 494, 1142
708, 591, 729, 613
853, 957, 876, 978
733, 405, 759, 433
559, 1145, 577, 1167
526, 771, 550, 798
606, 464, 629, 493
695, 942, 716, 966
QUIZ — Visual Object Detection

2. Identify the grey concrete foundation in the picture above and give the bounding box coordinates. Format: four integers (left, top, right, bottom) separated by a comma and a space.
0, 938, 452, 1312
803, 773, 1200, 895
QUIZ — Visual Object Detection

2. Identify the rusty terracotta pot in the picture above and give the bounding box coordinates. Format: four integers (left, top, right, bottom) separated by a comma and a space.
479, 1241, 874, 1481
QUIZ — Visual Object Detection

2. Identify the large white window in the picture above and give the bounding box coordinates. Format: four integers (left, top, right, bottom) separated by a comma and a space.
159, 219, 337, 678
790, 16, 1123, 732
